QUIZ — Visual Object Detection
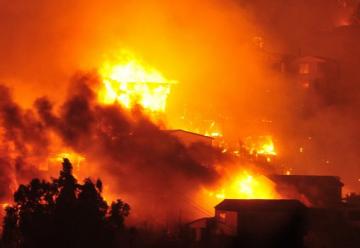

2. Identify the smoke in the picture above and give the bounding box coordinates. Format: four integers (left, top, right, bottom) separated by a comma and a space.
0, 85, 49, 199
235, 0, 360, 191
0, 0, 271, 222
0, 74, 234, 223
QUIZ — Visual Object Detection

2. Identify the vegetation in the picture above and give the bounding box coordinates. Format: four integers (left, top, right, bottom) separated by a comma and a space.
1, 158, 131, 248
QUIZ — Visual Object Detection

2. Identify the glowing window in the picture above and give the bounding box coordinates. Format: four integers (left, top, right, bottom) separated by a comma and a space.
219, 212, 226, 222
299, 63, 310, 74
299, 80, 310, 89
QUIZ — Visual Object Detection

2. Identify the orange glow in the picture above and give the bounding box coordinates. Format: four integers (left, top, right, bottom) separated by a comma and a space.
245, 135, 277, 156
197, 167, 279, 214
98, 51, 175, 113
1, 202, 10, 209
204, 121, 223, 138
49, 151, 85, 172
208, 170, 278, 200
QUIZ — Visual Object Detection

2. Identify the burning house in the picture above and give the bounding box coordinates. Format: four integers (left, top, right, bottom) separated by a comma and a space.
187, 174, 360, 248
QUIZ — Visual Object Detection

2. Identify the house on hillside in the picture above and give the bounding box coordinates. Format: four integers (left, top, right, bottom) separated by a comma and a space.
291, 56, 339, 94
189, 199, 308, 248
260, 51, 340, 105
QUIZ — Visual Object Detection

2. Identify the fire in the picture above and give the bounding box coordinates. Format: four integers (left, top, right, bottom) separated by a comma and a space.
244, 135, 277, 156
204, 121, 223, 138
48, 151, 85, 172
196, 168, 279, 215
98, 51, 175, 113
1, 203, 9, 209
209, 170, 278, 200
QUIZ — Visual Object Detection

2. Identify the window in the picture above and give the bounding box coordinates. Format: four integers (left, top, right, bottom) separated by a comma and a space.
299, 80, 310, 89
218, 212, 226, 222
299, 63, 310, 74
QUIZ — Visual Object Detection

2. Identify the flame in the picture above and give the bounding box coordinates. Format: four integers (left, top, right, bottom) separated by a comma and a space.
204, 121, 223, 137
196, 168, 279, 215
245, 135, 277, 156
210, 170, 278, 200
98, 51, 175, 113
48, 151, 85, 172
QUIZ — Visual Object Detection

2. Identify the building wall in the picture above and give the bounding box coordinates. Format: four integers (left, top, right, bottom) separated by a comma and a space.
215, 210, 237, 236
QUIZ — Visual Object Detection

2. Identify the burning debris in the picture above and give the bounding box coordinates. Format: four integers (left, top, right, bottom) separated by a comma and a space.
98, 50, 176, 113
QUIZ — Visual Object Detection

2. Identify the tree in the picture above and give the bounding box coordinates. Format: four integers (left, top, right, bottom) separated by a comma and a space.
1, 158, 130, 248
108, 200, 130, 230
2, 206, 19, 248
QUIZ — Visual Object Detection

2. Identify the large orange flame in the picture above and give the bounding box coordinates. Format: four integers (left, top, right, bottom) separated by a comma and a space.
244, 135, 277, 156
208, 170, 279, 200
195, 166, 280, 215
98, 51, 175, 113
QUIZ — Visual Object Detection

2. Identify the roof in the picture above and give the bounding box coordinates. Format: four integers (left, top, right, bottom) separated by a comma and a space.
187, 217, 214, 226
166, 129, 214, 140
215, 199, 306, 212
269, 175, 344, 186
294, 55, 338, 64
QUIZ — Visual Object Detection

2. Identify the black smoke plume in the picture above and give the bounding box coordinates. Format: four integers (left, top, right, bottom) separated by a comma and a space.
0, 74, 229, 224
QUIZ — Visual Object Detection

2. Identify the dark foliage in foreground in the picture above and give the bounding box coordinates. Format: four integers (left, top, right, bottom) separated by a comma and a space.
1, 159, 131, 248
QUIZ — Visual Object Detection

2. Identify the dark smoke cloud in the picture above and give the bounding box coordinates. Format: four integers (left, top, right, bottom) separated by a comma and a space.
0, 85, 50, 157
0, 74, 232, 223
0, 85, 49, 203
0, 157, 14, 201
36, 74, 218, 183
